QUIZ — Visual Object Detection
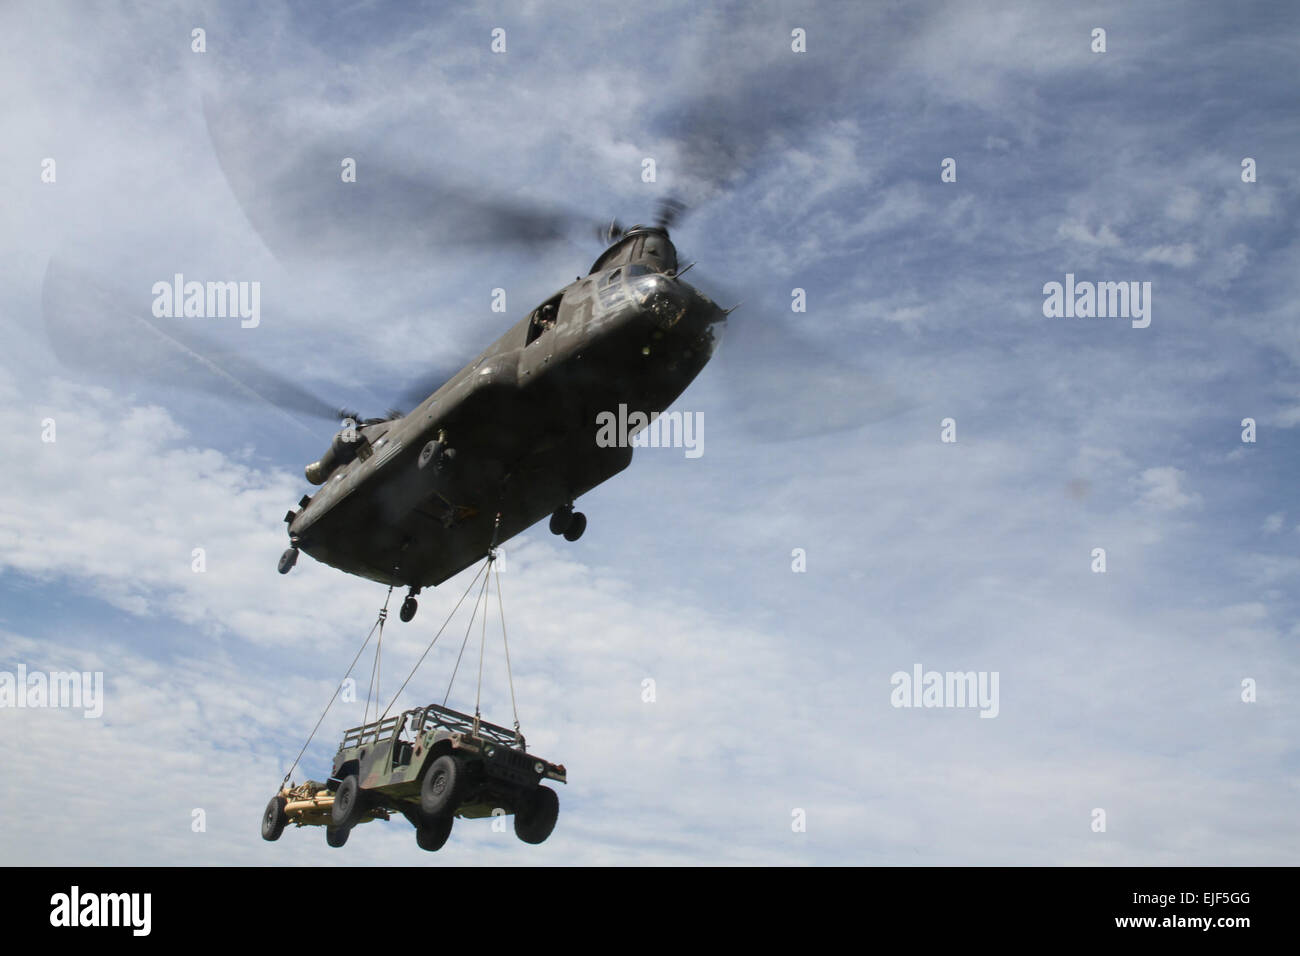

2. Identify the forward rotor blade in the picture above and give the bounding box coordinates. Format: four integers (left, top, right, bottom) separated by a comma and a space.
651, 59, 822, 195
203, 94, 603, 266
655, 197, 688, 231
692, 270, 910, 440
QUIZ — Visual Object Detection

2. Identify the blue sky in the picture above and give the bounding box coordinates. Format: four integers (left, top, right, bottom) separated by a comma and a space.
0, 0, 1297, 865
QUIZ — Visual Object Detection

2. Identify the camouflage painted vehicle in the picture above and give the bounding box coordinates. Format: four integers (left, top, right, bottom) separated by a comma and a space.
261, 703, 566, 851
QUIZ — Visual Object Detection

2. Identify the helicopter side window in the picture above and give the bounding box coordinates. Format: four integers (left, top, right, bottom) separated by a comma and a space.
526, 294, 563, 346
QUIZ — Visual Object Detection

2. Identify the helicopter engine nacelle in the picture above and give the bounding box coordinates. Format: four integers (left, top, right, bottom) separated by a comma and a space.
305, 429, 365, 485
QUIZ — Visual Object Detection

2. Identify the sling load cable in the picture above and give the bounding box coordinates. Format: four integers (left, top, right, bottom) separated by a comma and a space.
441, 557, 492, 713
471, 551, 522, 740
380, 514, 523, 737
378, 556, 490, 720
493, 556, 523, 741
279, 583, 394, 787
442, 515, 520, 738
363, 600, 384, 727
282, 559, 490, 788
474, 552, 490, 727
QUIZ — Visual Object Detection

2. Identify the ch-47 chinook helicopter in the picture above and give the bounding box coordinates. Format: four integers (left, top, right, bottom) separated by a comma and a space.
42, 185, 901, 626
280, 204, 728, 622
42, 84, 905, 623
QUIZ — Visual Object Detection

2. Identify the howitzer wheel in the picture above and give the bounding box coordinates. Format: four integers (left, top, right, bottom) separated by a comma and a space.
261, 795, 287, 841
325, 825, 349, 848
514, 785, 559, 844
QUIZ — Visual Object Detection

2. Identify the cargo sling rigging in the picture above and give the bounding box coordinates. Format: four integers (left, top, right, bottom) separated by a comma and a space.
279, 517, 520, 787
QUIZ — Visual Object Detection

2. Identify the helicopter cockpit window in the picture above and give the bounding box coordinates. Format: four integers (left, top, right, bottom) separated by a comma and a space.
641, 234, 677, 273
598, 272, 627, 307
626, 264, 655, 277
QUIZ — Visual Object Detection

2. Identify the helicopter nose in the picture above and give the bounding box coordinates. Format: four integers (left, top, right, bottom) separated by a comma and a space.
632, 275, 693, 331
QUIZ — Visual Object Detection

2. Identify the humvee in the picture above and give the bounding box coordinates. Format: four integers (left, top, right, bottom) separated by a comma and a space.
261, 702, 565, 851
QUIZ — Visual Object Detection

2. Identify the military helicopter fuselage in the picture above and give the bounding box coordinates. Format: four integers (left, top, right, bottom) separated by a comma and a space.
280, 225, 725, 612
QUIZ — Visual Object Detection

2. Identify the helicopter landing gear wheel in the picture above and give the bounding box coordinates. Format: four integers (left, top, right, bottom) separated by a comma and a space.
550, 505, 586, 539
277, 546, 298, 574
549, 505, 573, 536
417, 439, 442, 470
418, 432, 455, 472
400, 595, 418, 623
563, 512, 587, 542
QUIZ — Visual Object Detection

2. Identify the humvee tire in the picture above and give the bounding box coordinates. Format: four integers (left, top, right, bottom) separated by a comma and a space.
333, 775, 364, 828
325, 826, 350, 848
514, 786, 559, 844
261, 796, 287, 841
420, 755, 463, 817
415, 815, 454, 852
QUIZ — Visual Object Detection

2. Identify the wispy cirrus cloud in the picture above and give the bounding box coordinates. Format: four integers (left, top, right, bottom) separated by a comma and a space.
2, 0, 1298, 866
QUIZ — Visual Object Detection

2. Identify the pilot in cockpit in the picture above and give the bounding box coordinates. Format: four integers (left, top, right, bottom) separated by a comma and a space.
537, 303, 557, 331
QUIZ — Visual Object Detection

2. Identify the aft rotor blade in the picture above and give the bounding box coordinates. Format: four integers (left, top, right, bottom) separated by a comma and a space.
42, 257, 344, 427
392, 363, 472, 416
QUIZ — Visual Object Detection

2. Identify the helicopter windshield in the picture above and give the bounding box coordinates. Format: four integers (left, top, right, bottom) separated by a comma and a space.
638, 232, 677, 273
588, 240, 632, 275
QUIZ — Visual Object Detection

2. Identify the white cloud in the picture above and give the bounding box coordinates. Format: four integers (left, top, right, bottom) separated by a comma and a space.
1200, 242, 1252, 289
1057, 220, 1123, 248
1274, 404, 1300, 428
885, 306, 926, 325
3, 0, 1299, 868
1135, 467, 1202, 512
1139, 244, 1198, 268
1165, 188, 1201, 222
